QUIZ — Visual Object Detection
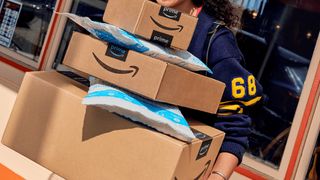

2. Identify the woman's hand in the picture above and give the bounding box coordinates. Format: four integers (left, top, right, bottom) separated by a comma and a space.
207, 152, 239, 180
207, 173, 226, 180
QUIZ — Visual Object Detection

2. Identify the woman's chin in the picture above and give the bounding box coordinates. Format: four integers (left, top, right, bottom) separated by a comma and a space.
155, 0, 178, 7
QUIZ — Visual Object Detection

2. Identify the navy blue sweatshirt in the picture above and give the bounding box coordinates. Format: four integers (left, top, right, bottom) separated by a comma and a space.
186, 10, 263, 163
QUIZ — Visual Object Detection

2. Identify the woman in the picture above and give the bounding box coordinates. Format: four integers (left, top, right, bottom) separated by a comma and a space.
155, 0, 263, 179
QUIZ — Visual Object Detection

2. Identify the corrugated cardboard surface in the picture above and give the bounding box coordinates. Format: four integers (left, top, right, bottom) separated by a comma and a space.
0, 78, 64, 180
2, 71, 224, 180
174, 121, 225, 179
135, 0, 197, 50
157, 64, 225, 114
63, 32, 225, 113
104, 0, 145, 32
103, 0, 197, 50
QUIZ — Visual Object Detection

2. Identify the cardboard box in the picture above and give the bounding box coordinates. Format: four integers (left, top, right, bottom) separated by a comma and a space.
63, 32, 225, 114
103, 0, 198, 50
2, 71, 225, 180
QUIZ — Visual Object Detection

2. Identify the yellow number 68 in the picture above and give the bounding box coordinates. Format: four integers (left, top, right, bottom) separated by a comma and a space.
231, 75, 257, 99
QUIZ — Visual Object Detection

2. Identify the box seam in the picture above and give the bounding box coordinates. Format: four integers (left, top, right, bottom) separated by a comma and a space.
170, 147, 185, 179
133, 0, 148, 33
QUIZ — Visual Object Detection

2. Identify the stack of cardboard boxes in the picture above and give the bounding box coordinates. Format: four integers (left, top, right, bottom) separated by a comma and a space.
2, 0, 226, 179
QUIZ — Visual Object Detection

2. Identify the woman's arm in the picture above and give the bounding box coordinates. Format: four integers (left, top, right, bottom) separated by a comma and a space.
204, 28, 264, 179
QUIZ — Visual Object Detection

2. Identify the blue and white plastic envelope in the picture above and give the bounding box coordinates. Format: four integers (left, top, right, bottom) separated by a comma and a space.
59, 13, 212, 74
82, 78, 196, 142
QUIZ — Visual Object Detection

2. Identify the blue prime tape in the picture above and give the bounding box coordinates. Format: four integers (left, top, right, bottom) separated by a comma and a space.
94, 29, 149, 53
85, 89, 188, 127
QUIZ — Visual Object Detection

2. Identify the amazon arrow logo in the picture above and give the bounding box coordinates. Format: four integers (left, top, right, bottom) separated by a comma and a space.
150, 16, 184, 32
92, 52, 139, 77
175, 160, 212, 180
194, 160, 211, 180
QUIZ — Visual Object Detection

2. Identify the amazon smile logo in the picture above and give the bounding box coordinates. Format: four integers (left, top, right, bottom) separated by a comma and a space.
159, 6, 181, 21
105, 43, 129, 61
150, 16, 183, 32
191, 128, 213, 160
198, 144, 210, 156
92, 52, 139, 78
196, 138, 212, 160
108, 45, 127, 58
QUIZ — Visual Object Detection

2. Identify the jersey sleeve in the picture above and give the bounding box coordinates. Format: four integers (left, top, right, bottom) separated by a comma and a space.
207, 28, 264, 163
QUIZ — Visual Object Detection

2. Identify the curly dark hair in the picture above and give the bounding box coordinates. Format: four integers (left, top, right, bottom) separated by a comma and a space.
192, 0, 239, 28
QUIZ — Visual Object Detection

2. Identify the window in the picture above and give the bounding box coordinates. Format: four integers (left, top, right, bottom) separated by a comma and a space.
236, 0, 319, 171
0, 0, 56, 68
53, 0, 107, 69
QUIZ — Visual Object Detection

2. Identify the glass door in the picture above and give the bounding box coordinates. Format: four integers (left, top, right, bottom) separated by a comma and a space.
234, 0, 320, 178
